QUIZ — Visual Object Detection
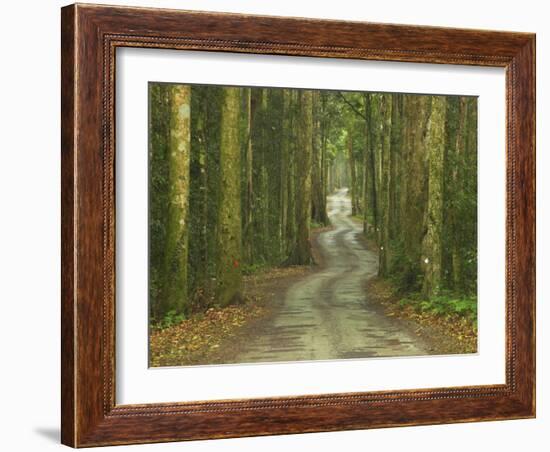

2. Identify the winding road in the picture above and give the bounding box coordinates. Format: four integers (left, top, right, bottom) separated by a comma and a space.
228, 188, 427, 363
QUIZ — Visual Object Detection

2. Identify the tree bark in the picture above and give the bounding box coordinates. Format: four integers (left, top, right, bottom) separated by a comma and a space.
362, 94, 370, 235
287, 90, 313, 265
422, 96, 446, 298
378, 94, 392, 276
191, 87, 210, 304
285, 90, 297, 256
398, 95, 431, 288
216, 87, 242, 306
320, 92, 330, 224
347, 131, 358, 216
243, 88, 254, 263
388, 94, 401, 240
162, 84, 191, 316
365, 93, 379, 237
311, 91, 328, 225
450, 97, 467, 290
279, 89, 290, 255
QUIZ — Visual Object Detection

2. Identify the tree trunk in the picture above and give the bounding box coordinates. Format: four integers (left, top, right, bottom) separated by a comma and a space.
422, 96, 446, 298
280, 89, 290, 256
320, 92, 330, 224
189, 86, 210, 308
285, 90, 297, 256
347, 131, 358, 216
216, 87, 242, 306
162, 84, 191, 316
378, 94, 392, 276
311, 91, 328, 225
450, 97, 466, 290
398, 95, 431, 289
287, 90, 313, 265
149, 84, 171, 320
388, 94, 401, 241
243, 88, 254, 263
362, 94, 370, 235
365, 93, 379, 237
259, 89, 269, 261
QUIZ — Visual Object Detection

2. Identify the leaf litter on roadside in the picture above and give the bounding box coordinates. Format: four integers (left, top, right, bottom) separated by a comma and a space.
150, 265, 310, 367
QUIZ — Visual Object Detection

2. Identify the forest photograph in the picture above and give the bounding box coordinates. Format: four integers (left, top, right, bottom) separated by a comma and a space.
148, 82, 478, 367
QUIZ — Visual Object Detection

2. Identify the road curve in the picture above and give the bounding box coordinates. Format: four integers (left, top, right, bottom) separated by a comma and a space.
231, 188, 426, 363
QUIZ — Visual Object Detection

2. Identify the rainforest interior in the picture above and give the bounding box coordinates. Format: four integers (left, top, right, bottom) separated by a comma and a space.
148, 82, 478, 367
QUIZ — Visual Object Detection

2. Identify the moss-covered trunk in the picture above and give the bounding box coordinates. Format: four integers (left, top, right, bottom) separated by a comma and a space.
243, 88, 254, 264
422, 96, 446, 297
280, 89, 290, 254
398, 95, 431, 290
287, 90, 313, 265
320, 92, 330, 224
162, 84, 191, 316
311, 92, 323, 224
347, 131, 358, 216
285, 90, 297, 256
365, 93, 379, 237
216, 87, 242, 306
149, 84, 170, 320
378, 94, 393, 277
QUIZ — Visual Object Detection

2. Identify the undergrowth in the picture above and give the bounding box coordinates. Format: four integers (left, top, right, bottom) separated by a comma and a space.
398, 292, 477, 324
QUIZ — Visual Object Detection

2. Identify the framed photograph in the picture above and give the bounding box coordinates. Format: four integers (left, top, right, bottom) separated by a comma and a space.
61, 3, 535, 447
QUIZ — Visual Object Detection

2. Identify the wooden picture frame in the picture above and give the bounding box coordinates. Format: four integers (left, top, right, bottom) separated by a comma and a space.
61, 3, 535, 447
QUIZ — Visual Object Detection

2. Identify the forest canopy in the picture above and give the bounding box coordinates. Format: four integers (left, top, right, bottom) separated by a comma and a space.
148, 83, 478, 326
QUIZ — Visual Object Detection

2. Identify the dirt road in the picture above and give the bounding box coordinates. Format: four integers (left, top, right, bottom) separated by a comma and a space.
219, 188, 427, 364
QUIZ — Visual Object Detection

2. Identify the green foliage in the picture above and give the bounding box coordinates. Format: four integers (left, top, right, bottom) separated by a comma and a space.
241, 261, 268, 276
387, 238, 422, 293
310, 219, 325, 229
154, 309, 186, 331
399, 293, 477, 323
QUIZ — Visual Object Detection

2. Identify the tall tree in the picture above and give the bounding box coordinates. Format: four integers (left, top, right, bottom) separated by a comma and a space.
362, 94, 371, 235
311, 91, 328, 225
388, 94, 402, 240
149, 84, 171, 320
396, 94, 431, 291
216, 87, 243, 306
257, 89, 270, 262
267, 89, 285, 262
287, 90, 313, 264
422, 96, 447, 297
365, 93, 379, 237
378, 94, 393, 276
319, 92, 330, 224
162, 84, 191, 316
243, 88, 255, 263
280, 89, 291, 253
442, 96, 461, 291
285, 90, 297, 256
188, 86, 210, 308
347, 130, 359, 216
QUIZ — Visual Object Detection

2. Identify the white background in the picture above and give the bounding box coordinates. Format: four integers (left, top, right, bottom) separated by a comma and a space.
0, 0, 546, 451
117, 49, 505, 404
